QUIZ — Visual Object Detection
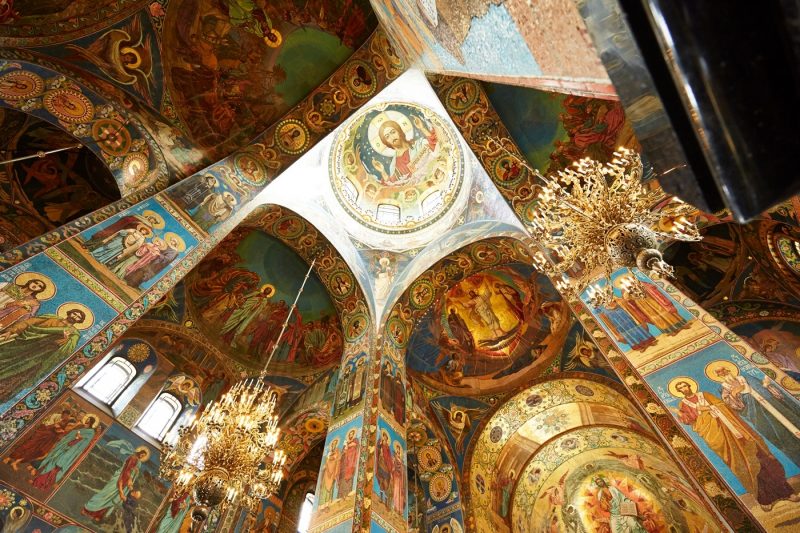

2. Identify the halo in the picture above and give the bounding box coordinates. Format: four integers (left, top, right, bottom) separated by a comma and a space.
264, 28, 282, 48
120, 47, 142, 68
367, 110, 415, 156
305, 417, 325, 433
329, 437, 340, 449
82, 413, 100, 428
260, 283, 275, 296
163, 232, 186, 252
142, 210, 165, 229
135, 445, 151, 461
57, 302, 94, 330
223, 192, 237, 205
15, 272, 55, 300
667, 376, 698, 398
705, 360, 740, 382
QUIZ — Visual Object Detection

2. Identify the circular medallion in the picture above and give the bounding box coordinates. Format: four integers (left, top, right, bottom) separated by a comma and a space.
444, 80, 478, 114
127, 343, 150, 363
329, 270, 354, 298
491, 154, 527, 187
274, 119, 309, 154
0, 71, 44, 101
233, 153, 268, 186
560, 437, 578, 451
43, 89, 94, 124
471, 242, 500, 265
429, 473, 451, 502
387, 316, 409, 348
575, 384, 594, 397
489, 425, 503, 443
272, 216, 305, 239
409, 278, 435, 310
329, 101, 465, 235
512, 240, 530, 261
344, 312, 368, 341
417, 445, 442, 472
304, 417, 326, 433
345, 60, 377, 98
526, 393, 543, 407
376, 33, 404, 70
123, 152, 149, 185
92, 118, 132, 156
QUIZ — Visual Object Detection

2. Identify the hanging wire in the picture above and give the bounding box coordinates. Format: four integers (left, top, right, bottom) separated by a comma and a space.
260, 257, 317, 376
0, 119, 130, 166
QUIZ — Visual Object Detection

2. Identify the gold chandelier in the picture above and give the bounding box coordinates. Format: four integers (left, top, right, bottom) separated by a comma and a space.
160, 259, 317, 523
479, 137, 700, 307
525, 148, 701, 306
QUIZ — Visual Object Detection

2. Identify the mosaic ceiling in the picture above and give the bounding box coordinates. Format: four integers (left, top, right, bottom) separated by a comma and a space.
329, 101, 466, 236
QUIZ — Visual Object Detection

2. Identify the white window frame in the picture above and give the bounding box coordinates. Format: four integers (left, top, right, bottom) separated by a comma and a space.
81, 357, 137, 406
137, 393, 182, 441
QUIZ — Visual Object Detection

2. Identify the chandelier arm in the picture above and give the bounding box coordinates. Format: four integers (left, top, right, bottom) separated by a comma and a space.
481, 136, 594, 220
260, 257, 317, 375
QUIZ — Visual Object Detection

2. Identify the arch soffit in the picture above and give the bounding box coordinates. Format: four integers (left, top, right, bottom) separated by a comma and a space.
0, 59, 168, 195
238, 204, 372, 335
458, 373, 646, 508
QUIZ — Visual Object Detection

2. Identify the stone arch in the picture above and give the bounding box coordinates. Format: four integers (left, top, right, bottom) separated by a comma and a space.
511, 424, 723, 533
464, 373, 650, 532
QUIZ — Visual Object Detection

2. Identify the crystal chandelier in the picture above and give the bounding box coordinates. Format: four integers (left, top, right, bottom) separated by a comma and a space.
528, 148, 701, 306
482, 137, 700, 307
160, 259, 317, 524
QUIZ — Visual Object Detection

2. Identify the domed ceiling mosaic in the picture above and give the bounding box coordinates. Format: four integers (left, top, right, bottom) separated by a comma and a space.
329, 101, 465, 234
186, 227, 343, 376
407, 262, 569, 395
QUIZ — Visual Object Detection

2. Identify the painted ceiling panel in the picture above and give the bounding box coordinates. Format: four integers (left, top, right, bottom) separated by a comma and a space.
370, 0, 614, 97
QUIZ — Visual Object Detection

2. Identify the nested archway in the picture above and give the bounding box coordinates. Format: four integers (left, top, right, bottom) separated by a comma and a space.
464, 374, 722, 533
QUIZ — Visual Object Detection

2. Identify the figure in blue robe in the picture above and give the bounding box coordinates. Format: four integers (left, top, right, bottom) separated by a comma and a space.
716, 367, 800, 466
82, 440, 148, 523
597, 300, 655, 351
31, 416, 99, 491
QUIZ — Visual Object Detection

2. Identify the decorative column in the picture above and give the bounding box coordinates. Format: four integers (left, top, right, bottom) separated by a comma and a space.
0, 30, 404, 451
307, 323, 409, 533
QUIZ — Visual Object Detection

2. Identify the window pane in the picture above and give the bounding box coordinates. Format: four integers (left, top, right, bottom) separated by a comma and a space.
84, 358, 135, 404
421, 190, 442, 216
138, 394, 181, 440
297, 492, 314, 533
376, 204, 400, 225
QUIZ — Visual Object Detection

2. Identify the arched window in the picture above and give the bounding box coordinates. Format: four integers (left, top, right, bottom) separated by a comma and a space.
420, 190, 442, 216
137, 393, 182, 441
297, 492, 315, 533
376, 204, 401, 225
342, 179, 358, 202
81, 357, 136, 405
